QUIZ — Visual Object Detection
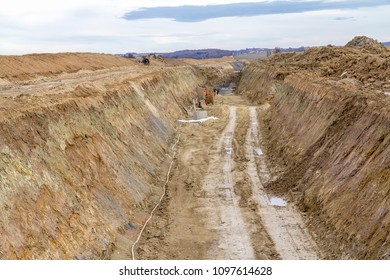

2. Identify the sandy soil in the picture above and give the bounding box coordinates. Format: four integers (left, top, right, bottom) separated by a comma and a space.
238, 37, 389, 259
0, 52, 236, 259
128, 91, 321, 260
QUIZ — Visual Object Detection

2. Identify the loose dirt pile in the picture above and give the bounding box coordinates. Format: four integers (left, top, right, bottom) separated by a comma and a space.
345, 35, 387, 52
262, 36, 390, 94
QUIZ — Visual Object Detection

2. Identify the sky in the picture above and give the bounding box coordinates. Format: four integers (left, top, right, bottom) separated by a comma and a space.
0, 0, 389, 55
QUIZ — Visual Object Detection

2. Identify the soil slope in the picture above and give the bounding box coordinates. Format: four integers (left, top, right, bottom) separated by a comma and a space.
0, 53, 234, 259
238, 37, 390, 259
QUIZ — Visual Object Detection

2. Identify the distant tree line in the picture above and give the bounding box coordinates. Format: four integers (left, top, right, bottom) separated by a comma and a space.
120, 46, 312, 60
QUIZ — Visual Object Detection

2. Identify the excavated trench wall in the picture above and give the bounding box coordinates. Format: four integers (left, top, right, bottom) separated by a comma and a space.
0, 63, 233, 259
238, 63, 390, 259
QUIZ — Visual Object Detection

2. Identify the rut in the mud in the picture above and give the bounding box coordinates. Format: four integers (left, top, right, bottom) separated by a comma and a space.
133, 91, 321, 260
245, 106, 318, 259
199, 106, 254, 259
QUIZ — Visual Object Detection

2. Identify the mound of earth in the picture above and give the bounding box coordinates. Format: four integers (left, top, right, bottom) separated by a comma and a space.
345, 35, 387, 53
264, 36, 390, 94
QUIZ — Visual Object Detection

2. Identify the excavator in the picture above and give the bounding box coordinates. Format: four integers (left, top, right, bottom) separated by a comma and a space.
141, 57, 150, 65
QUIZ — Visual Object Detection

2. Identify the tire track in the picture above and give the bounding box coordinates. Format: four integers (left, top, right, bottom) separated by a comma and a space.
201, 106, 255, 259
232, 105, 280, 259
245, 106, 319, 259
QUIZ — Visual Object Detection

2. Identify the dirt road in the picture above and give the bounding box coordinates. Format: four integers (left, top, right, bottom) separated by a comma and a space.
132, 91, 321, 260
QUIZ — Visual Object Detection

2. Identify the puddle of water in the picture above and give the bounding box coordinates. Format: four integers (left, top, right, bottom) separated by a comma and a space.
269, 197, 287, 207
225, 147, 233, 155
255, 148, 263, 156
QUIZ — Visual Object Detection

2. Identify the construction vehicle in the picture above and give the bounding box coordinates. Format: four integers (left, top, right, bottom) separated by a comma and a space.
196, 86, 216, 107
141, 57, 150, 65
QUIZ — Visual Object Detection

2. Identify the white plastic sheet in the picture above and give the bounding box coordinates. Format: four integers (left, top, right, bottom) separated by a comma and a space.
178, 116, 218, 123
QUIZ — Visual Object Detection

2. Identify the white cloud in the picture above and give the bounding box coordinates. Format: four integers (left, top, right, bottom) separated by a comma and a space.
0, 1, 389, 54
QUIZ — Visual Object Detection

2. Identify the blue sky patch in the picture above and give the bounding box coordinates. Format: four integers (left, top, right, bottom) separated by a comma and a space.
122, 0, 390, 22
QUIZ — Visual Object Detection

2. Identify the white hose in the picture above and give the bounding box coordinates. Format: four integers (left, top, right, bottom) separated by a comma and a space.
131, 134, 181, 260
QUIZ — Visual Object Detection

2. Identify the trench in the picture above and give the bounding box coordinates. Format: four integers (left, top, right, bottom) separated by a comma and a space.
132, 60, 389, 260
133, 73, 322, 260
1, 54, 388, 260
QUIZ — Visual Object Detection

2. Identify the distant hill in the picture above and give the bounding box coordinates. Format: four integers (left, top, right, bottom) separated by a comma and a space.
122, 42, 390, 60
122, 46, 308, 60
158, 49, 233, 59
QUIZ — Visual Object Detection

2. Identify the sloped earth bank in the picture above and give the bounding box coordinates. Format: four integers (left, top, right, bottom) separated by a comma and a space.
0, 53, 235, 259
237, 45, 389, 259
2, 46, 388, 260
133, 93, 320, 260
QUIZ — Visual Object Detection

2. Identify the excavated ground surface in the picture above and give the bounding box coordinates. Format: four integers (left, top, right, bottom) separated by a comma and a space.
0, 53, 235, 259
131, 92, 321, 260
238, 37, 390, 259
2, 52, 321, 260
1, 40, 388, 260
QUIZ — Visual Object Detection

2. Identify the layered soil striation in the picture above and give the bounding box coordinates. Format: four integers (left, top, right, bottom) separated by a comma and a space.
238, 37, 390, 259
0, 53, 235, 259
